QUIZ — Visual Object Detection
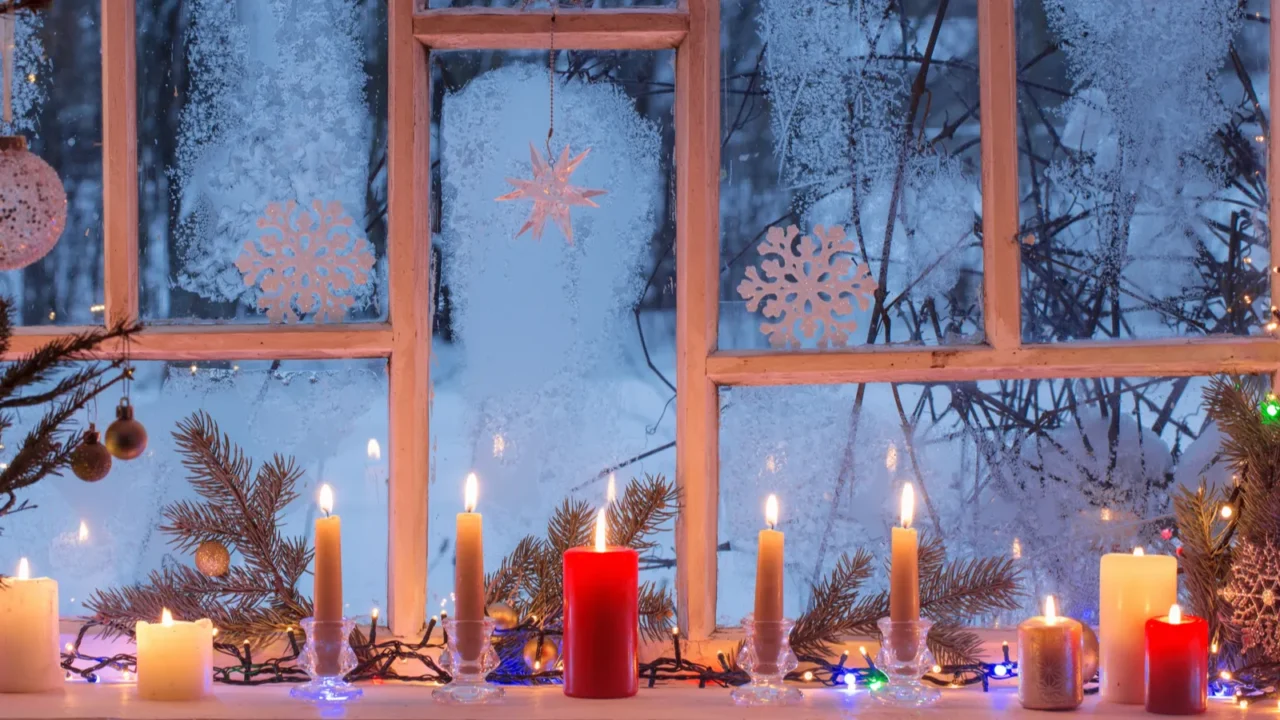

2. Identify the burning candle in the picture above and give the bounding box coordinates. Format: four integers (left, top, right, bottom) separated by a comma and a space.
1017, 596, 1084, 710
563, 508, 639, 698
1145, 604, 1208, 715
1099, 547, 1176, 703
0, 558, 60, 693
135, 609, 213, 701
455, 472, 485, 659
888, 484, 921, 655
753, 494, 785, 673
312, 484, 344, 675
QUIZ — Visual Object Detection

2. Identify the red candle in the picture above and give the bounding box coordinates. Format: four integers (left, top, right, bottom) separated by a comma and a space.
563, 508, 639, 699
1145, 604, 1208, 715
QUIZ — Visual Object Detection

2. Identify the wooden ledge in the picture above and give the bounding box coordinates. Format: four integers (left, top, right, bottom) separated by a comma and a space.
413, 8, 689, 50
4, 324, 394, 361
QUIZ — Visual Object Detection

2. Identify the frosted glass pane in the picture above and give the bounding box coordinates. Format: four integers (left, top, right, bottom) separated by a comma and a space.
717, 377, 1230, 628
720, 1, 984, 350
427, 51, 677, 611
0, 360, 388, 617
136, 1, 388, 325
1017, 0, 1271, 341
0, 3, 103, 326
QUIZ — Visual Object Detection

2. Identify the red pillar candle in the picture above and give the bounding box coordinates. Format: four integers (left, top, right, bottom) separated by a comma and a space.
563, 508, 639, 699
1145, 604, 1208, 715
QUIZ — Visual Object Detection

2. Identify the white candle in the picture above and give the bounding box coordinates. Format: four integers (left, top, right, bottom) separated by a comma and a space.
0, 558, 60, 693
1099, 547, 1177, 704
136, 609, 213, 701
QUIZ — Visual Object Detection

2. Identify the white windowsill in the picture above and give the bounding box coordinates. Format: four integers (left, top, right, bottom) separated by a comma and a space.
0, 683, 1263, 720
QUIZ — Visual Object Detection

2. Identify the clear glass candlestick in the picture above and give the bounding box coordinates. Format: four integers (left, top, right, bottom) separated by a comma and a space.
290, 617, 362, 703
873, 617, 941, 707
730, 616, 802, 706
433, 618, 503, 704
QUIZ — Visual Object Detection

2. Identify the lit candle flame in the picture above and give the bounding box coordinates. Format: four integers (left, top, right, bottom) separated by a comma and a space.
765, 494, 778, 530
464, 472, 478, 513
1133, 546, 1145, 556
1044, 595, 1057, 623
78, 520, 89, 543
319, 484, 334, 516
900, 483, 915, 529
1169, 604, 1182, 624
161, 608, 174, 627
16, 557, 29, 580
594, 508, 607, 552
607, 473, 617, 505
367, 438, 381, 460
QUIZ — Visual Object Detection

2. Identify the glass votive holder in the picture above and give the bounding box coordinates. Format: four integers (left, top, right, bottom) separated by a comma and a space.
290, 617, 362, 703
730, 615, 802, 706
433, 618, 503, 704
872, 617, 941, 707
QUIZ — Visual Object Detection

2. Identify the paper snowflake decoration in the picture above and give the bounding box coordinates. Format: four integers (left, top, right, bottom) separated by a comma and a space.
1223, 537, 1280, 659
736, 224, 878, 348
496, 143, 607, 244
235, 200, 376, 324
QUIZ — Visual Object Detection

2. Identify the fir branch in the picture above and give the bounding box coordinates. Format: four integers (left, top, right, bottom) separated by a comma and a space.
546, 498, 595, 556
791, 549, 881, 657
608, 473, 679, 551
638, 581, 676, 641
485, 535, 542, 606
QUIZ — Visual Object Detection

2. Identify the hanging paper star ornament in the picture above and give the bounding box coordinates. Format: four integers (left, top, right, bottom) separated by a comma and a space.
496, 143, 607, 244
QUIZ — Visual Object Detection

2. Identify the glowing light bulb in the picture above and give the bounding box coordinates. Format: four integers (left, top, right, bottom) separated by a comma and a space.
803, 671, 814, 682
900, 484, 915, 529
371, 607, 380, 620
1221, 505, 1234, 520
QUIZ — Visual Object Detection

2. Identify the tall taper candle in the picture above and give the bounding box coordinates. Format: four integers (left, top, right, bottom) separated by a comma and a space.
753, 494, 784, 673
1099, 547, 1176, 704
455, 472, 485, 659
0, 558, 60, 693
890, 484, 920, 655
313, 484, 343, 675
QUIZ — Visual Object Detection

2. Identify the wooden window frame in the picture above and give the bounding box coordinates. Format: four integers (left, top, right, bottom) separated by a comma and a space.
18, 0, 1273, 641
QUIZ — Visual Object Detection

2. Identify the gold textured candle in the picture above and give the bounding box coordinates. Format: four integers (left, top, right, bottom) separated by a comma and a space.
0, 558, 60, 693
1018, 596, 1084, 710
752, 494, 784, 673
455, 472, 485, 659
1099, 547, 1177, 704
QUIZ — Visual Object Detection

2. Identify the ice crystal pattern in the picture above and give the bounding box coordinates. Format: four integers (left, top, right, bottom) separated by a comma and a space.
737, 224, 877, 349
1224, 537, 1280, 659
235, 200, 375, 324
496, 143, 607, 245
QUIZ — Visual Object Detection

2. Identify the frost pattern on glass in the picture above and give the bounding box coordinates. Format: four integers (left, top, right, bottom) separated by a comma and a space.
720, 1, 983, 350
0, 361, 389, 616
1020, 0, 1268, 340
0, 12, 46, 136
429, 58, 675, 608
718, 378, 1233, 626
172, 0, 379, 322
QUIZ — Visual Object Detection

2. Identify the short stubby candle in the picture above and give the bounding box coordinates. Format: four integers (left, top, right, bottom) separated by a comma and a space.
0, 558, 60, 693
1099, 547, 1176, 703
136, 609, 213, 701
1017, 596, 1084, 710
563, 508, 639, 699
1145, 605, 1208, 715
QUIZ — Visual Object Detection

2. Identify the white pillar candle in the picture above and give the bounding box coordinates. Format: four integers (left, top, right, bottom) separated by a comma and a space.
0, 558, 61, 693
1099, 547, 1177, 704
136, 609, 213, 701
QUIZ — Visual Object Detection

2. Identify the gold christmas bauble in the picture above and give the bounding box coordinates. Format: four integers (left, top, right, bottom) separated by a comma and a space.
522, 635, 558, 670
105, 398, 147, 460
1082, 623, 1099, 682
486, 602, 519, 631
195, 540, 231, 578
70, 424, 112, 482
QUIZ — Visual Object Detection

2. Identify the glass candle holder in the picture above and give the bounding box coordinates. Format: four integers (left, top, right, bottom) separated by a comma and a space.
289, 617, 362, 703
872, 617, 941, 707
730, 616, 802, 707
433, 618, 503, 704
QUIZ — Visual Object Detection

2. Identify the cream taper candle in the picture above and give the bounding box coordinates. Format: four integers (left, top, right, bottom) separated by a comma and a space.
890, 484, 920, 623
0, 558, 60, 693
136, 609, 213, 701
1099, 547, 1176, 704
312, 484, 344, 675
752, 494, 784, 673
455, 472, 485, 659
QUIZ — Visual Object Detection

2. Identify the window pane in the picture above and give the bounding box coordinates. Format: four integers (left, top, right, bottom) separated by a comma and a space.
0, 360, 389, 617
720, 1, 984, 350
718, 376, 1231, 627
136, 2, 388, 325
0, 3, 104, 326
1018, 0, 1270, 341
427, 51, 677, 614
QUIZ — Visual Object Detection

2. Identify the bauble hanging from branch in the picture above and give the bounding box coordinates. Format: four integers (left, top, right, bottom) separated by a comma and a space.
105, 398, 147, 460
69, 423, 111, 482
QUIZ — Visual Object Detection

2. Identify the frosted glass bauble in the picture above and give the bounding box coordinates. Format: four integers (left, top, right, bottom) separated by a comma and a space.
0, 136, 67, 271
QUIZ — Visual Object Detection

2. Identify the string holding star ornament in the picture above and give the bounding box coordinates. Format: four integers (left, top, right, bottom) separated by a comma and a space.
496, 142, 607, 245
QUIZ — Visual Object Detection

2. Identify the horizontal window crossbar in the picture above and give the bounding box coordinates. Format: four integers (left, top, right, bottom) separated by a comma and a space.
413, 8, 688, 50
